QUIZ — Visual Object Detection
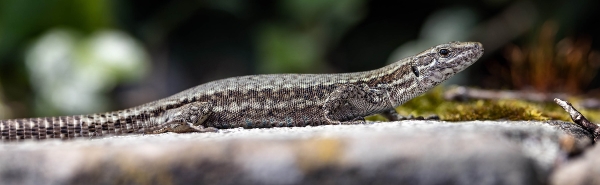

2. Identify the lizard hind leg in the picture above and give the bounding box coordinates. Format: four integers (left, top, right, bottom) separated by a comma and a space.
152, 101, 217, 134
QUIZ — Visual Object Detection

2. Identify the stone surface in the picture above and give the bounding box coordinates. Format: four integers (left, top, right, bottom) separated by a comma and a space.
551, 141, 600, 185
546, 120, 593, 155
0, 120, 592, 185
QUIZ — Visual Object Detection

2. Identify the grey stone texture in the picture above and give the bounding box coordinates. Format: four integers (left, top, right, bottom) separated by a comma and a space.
0, 120, 594, 185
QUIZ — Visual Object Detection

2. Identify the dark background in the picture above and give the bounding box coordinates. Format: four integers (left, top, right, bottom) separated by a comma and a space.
0, 0, 598, 118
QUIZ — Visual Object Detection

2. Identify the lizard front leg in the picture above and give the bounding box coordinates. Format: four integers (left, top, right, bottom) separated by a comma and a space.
150, 101, 217, 134
323, 83, 394, 125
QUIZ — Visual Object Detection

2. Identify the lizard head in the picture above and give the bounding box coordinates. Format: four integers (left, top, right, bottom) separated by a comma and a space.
411, 41, 484, 89
386, 41, 483, 106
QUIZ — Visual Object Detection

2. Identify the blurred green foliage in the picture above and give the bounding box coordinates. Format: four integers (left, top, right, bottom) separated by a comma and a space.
0, 0, 599, 120
0, 0, 118, 118
257, 0, 366, 73
0, 0, 113, 61
24, 29, 149, 116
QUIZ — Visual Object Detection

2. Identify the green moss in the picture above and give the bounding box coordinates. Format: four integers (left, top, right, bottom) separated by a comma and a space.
441, 100, 549, 121
393, 87, 446, 118
365, 114, 388, 122
366, 87, 596, 122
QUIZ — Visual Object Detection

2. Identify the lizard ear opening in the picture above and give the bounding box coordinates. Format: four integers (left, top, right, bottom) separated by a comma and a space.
411, 66, 420, 77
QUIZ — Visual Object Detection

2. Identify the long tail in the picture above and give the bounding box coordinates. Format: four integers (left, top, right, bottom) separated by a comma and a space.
0, 108, 155, 142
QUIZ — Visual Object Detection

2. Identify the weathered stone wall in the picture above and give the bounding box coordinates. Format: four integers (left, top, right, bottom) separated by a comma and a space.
0, 121, 593, 185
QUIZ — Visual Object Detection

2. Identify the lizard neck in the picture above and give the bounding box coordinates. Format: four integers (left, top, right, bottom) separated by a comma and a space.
364, 59, 421, 107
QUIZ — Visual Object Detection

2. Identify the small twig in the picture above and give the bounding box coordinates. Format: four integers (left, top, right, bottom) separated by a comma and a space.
554, 98, 600, 142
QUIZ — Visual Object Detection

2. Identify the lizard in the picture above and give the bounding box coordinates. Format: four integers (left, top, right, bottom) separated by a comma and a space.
0, 41, 484, 141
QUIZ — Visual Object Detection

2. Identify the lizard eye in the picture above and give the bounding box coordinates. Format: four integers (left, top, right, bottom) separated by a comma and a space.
411, 66, 420, 77
439, 49, 450, 57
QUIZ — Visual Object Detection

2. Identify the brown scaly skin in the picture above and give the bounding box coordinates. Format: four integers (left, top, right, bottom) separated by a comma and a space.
0, 41, 484, 141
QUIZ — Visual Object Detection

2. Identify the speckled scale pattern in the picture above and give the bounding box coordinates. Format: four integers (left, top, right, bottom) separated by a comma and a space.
0, 41, 484, 141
